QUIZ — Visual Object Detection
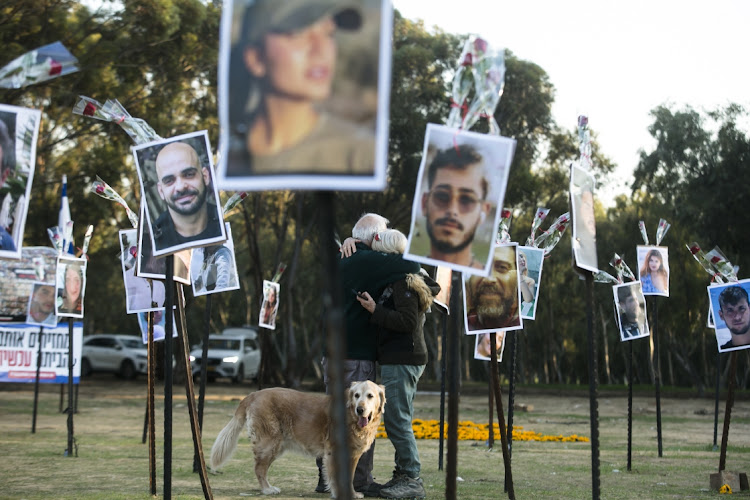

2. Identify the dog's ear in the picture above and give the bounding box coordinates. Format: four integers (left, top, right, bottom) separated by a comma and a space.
347, 385, 354, 408
378, 384, 386, 414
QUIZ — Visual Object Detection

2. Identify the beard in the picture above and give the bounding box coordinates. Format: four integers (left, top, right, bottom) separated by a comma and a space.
166, 185, 208, 216
425, 214, 480, 254
472, 283, 517, 327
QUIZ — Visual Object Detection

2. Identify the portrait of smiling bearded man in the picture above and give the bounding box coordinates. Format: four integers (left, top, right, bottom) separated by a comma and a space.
464, 244, 522, 332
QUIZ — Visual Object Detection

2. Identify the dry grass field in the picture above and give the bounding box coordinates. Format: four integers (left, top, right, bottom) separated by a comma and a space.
1, 376, 750, 499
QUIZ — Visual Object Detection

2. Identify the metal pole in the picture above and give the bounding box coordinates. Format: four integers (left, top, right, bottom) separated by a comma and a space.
488, 366, 494, 449
713, 350, 721, 450
490, 333, 514, 499
445, 272, 461, 500
147, 311, 157, 496
652, 298, 663, 457
164, 256, 174, 498
438, 311, 447, 471
317, 192, 351, 499
194, 294, 212, 473
66, 318, 75, 457
585, 273, 600, 499
32, 327, 44, 433
627, 339, 633, 471
507, 331, 517, 459
718, 351, 738, 472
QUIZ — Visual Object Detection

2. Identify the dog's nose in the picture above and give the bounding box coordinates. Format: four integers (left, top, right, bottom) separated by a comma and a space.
356, 407, 365, 415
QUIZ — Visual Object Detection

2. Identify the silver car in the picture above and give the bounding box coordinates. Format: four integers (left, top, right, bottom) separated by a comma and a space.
81, 334, 148, 379
190, 328, 261, 383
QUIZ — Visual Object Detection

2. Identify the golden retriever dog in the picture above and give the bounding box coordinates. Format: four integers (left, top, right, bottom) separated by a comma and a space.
210, 380, 385, 498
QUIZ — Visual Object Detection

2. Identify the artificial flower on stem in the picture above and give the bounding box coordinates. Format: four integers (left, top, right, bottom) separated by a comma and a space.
593, 269, 619, 285
222, 192, 248, 219
73, 97, 160, 145
577, 115, 593, 171
0, 41, 79, 89
609, 253, 635, 282
638, 221, 649, 245
526, 207, 550, 246
90, 176, 139, 229
655, 218, 671, 245
533, 212, 571, 256
686, 242, 724, 283
496, 208, 512, 244
705, 246, 738, 282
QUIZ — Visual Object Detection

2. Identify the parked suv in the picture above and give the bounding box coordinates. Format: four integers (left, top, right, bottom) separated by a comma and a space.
190, 327, 260, 383
81, 334, 148, 379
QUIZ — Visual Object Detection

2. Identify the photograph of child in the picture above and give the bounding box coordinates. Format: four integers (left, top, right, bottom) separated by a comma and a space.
133, 130, 226, 257
474, 332, 506, 362
55, 256, 87, 318
0, 104, 41, 259
120, 229, 165, 313
463, 243, 523, 334
517, 245, 544, 320
708, 279, 750, 353
637, 245, 669, 297
570, 163, 598, 273
259, 280, 280, 330
404, 123, 516, 276
191, 222, 240, 296
26, 282, 57, 327
613, 282, 649, 341
217, 0, 392, 192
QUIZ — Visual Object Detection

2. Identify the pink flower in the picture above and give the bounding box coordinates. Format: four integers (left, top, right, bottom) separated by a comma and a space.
711, 256, 722, 264
501, 209, 511, 219
689, 245, 700, 255
83, 102, 97, 116
461, 53, 473, 67
578, 115, 588, 127
95, 185, 105, 195
239, 192, 247, 199
473, 38, 488, 53
129, 246, 137, 258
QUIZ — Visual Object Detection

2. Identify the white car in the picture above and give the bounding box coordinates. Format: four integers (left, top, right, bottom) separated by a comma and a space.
190, 328, 261, 383
81, 334, 148, 379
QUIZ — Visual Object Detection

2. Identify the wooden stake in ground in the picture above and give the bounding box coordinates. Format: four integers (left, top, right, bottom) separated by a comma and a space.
147, 311, 156, 496
490, 333, 514, 499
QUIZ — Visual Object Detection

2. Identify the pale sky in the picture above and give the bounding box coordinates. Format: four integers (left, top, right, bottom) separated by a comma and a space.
392, 0, 750, 203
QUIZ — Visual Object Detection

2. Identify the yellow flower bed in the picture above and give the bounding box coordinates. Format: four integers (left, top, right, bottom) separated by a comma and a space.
376, 419, 589, 443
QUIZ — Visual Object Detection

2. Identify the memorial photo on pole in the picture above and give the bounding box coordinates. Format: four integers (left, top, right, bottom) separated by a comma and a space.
217, 0, 392, 192
0, 104, 41, 259
462, 242, 523, 334
613, 281, 649, 341
570, 163, 598, 273
517, 245, 544, 320
120, 229, 165, 313
191, 222, 240, 296
133, 130, 226, 257
55, 256, 87, 318
404, 123, 516, 275
473, 331, 506, 362
26, 281, 57, 327
259, 280, 280, 330
708, 279, 750, 353
637, 245, 669, 297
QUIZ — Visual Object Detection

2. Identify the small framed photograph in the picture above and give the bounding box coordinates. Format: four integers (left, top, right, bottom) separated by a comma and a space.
26, 281, 57, 327
463, 243, 523, 334
637, 245, 669, 297
55, 256, 87, 318
133, 130, 226, 257
120, 229, 165, 313
517, 246, 544, 320
137, 310, 178, 343
570, 163, 598, 273
191, 222, 240, 296
259, 280, 279, 330
432, 266, 453, 314
216, 0, 392, 192
473, 332, 506, 362
0, 104, 42, 259
708, 279, 750, 352
613, 282, 649, 341
404, 123, 516, 276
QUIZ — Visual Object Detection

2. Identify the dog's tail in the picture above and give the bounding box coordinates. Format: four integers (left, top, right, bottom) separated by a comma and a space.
210, 409, 247, 470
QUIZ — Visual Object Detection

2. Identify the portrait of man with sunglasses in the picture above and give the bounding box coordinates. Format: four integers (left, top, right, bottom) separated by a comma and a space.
419, 143, 491, 269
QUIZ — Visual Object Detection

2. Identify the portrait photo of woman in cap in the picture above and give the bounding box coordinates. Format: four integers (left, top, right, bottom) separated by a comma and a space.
218, 0, 391, 191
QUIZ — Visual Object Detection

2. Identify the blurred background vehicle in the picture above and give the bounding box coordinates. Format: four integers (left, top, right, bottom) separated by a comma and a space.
81, 334, 148, 379
190, 327, 260, 383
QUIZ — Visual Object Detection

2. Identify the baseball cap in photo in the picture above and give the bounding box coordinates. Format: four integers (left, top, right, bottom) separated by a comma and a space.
241, 0, 362, 47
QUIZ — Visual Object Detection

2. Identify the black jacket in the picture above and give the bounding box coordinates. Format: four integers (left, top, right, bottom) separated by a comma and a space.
371, 272, 440, 365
